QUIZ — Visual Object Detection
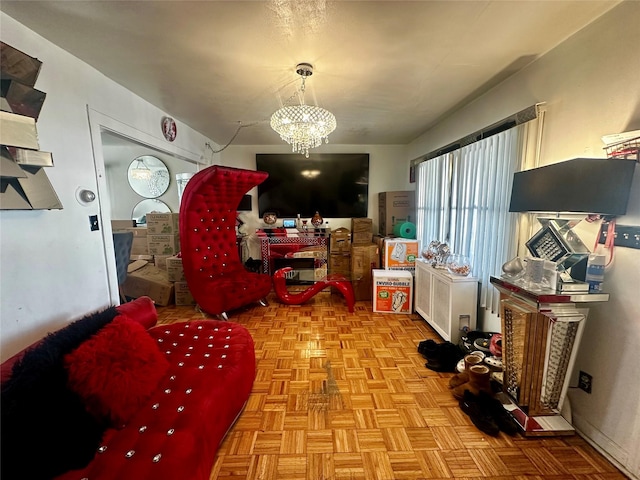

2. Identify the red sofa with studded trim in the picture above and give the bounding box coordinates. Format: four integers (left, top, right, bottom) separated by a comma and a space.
0, 297, 256, 480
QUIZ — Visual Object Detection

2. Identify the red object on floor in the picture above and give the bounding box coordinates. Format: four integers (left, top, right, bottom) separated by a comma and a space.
272, 267, 355, 312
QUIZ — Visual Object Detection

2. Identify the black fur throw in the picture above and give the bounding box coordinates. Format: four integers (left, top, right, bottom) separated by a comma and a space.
1, 306, 120, 480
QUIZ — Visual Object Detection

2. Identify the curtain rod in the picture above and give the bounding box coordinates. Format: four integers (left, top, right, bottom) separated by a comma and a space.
412, 103, 544, 166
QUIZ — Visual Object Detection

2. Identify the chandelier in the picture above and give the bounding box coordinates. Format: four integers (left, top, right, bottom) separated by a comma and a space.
270, 63, 336, 158
130, 158, 152, 180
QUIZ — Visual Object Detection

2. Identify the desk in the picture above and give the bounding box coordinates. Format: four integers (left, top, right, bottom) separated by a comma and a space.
259, 232, 329, 279
490, 276, 608, 436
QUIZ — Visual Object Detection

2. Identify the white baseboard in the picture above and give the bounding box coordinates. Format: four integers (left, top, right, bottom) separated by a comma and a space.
572, 412, 637, 480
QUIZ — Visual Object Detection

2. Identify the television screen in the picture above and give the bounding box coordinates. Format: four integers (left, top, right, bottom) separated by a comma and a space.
256, 153, 369, 218
509, 158, 636, 215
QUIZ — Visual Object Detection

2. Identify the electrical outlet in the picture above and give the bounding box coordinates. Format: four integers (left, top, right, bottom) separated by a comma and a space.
89, 215, 99, 231
578, 370, 592, 393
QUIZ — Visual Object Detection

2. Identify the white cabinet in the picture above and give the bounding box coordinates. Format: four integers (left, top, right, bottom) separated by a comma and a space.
414, 259, 478, 344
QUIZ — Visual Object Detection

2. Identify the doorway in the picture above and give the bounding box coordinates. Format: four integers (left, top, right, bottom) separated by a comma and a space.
87, 107, 204, 304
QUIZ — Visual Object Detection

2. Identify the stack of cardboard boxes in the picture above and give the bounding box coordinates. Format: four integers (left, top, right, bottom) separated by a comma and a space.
373, 191, 418, 314
113, 213, 196, 307
328, 218, 380, 301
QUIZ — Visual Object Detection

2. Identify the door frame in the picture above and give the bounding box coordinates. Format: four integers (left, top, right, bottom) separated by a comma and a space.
86, 106, 203, 304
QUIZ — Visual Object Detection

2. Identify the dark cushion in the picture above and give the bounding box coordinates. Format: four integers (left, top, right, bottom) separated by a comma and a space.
65, 315, 169, 427
0, 306, 119, 480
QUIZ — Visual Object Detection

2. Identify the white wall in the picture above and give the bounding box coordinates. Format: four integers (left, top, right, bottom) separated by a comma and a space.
408, 2, 640, 477
0, 14, 213, 362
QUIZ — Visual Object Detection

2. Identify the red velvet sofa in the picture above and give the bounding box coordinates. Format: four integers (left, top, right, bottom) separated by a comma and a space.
0, 297, 256, 480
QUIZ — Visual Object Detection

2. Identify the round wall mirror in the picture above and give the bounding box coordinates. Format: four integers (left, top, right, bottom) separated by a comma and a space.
132, 199, 171, 225
127, 155, 171, 198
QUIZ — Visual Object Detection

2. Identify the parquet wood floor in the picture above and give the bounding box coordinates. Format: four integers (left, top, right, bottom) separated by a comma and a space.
155, 292, 628, 480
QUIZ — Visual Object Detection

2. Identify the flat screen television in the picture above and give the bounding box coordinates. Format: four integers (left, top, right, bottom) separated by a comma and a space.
509, 158, 636, 215
256, 153, 369, 218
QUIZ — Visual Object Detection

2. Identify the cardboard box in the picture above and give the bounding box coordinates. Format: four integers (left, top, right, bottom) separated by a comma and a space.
373, 269, 413, 314
146, 212, 180, 235
351, 218, 373, 245
154, 255, 171, 271
122, 264, 174, 306
330, 227, 351, 254
111, 219, 136, 231
166, 255, 186, 282
351, 218, 372, 232
147, 234, 180, 256
174, 281, 196, 306
350, 243, 380, 301
131, 236, 149, 256
329, 253, 351, 276
378, 191, 415, 236
383, 238, 419, 272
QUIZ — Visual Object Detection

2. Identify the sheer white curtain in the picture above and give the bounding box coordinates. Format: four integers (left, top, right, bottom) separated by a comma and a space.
415, 125, 534, 313
449, 129, 519, 313
415, 153, 451, 248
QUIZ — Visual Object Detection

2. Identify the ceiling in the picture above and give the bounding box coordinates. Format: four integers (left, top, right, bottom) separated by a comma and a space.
1, 1, 620, 148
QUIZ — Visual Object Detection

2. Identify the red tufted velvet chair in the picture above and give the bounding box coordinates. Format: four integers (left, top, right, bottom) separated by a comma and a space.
179, 165, 272, 319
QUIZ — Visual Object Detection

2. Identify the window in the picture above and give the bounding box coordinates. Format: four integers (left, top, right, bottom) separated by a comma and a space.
416, 127, 522, 312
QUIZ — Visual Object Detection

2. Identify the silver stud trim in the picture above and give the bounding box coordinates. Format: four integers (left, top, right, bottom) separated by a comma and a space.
198, 325, 203, 330
178, 362, 184, 367
170, 375, 176, 381
221, 354, 227, 359
152, 403, 160, 409
153, 453, 162, 463
224, 345, 229, 349
167, 428, 175, 435
198, 365, 205, 370
218, 364, 223, 369
139, 426, 147, 433
177, 406, 185, 412
185, 388, 192, 394
164, 389, 171, 394
204, 353, 210, 358
126, 450, 135, 458
158, 338, 164, 343
98, 445, 107, 453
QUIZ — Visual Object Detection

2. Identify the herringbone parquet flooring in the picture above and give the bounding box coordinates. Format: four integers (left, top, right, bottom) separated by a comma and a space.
155, 291, 628, 480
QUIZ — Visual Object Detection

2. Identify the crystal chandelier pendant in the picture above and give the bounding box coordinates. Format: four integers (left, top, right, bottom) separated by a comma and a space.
270, 63, 336, 158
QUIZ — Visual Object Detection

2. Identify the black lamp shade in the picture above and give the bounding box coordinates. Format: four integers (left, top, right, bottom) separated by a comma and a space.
509, 158, 636, 215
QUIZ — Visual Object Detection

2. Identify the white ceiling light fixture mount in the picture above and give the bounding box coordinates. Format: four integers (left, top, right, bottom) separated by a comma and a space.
270, 63, 336, 158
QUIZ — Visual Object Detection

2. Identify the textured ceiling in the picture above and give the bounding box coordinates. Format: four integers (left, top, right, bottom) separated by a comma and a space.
1, 1, 620, 147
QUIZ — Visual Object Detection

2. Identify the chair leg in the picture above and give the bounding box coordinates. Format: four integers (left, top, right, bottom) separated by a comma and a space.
218, 312, 229, 321
259, 298, 269, 307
